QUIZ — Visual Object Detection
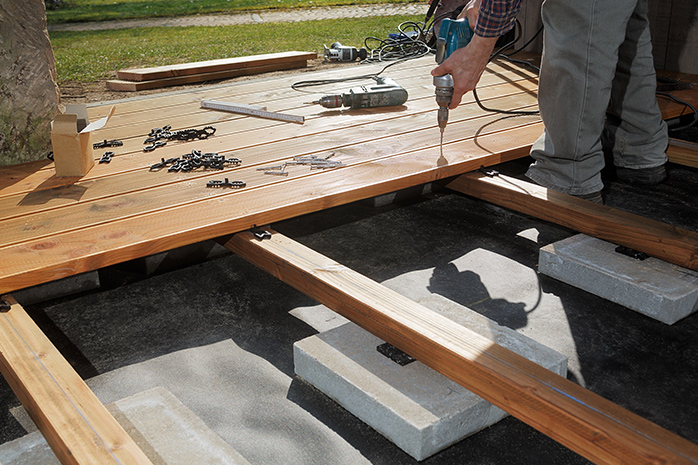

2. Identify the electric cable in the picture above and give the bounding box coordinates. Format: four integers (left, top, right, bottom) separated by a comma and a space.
656, 91, 698, 132
471, 20, 540, 116
291, 59, 406, 92
362, 19, 433, 64
291, 14, 443, 92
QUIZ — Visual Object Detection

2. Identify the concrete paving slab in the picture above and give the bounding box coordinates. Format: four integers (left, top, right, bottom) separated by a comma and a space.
0, 386, 251, 465
539, 234, 698, 325
9, 339, 371, 465
294, 291, 567, 461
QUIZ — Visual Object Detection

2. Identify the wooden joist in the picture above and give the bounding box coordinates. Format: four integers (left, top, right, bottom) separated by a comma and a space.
0, 295, 152, 465
668, 138, 698, 168
221, 229, 698, 465
446, 172, 698, 271
106, 51, 316, 91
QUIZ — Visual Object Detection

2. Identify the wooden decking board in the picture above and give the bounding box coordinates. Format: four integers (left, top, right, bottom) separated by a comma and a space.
447, 172, 698, 271
89, 57, 535, 119
0, 121, 539, 294
95, 63, 538, 135
4, 62, 535, 196
91, 57, 436, 116
0, 99, 541, 245
222, 229, 698, 465
667, 138, 698, 168
116, 51, 318, 81
107, 60, 311, 92
0, 81, 539, 203
0, 295, 153, 465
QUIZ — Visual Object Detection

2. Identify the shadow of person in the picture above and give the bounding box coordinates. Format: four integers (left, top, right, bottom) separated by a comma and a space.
427, 262, 529, 330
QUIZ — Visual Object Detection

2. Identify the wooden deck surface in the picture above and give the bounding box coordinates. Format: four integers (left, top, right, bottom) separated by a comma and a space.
1, 54, 692, 294
0, 56, 542, 294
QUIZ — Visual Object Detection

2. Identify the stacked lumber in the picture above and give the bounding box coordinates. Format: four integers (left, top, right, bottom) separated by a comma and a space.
106, 51, 317, 91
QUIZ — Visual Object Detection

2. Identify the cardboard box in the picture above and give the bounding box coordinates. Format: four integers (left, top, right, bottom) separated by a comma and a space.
51, 104, 115, 177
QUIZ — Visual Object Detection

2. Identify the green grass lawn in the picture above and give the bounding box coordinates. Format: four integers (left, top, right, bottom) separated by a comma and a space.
50, 15, 426, 83
46, 0, 421, 24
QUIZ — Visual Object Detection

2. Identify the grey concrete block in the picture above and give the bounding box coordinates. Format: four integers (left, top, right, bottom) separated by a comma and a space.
294, 303, 567, 461
12, 271, 100, 306
0, 387, 251, 465
539, 234, 698, 325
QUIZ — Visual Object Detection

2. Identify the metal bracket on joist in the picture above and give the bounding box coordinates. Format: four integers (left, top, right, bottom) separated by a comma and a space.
251, 225, 272, 241
478, 165, 500, 177
0, 299, 11, 312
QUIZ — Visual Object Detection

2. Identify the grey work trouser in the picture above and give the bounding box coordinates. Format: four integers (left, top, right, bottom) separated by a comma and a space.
526, 0, 668, 195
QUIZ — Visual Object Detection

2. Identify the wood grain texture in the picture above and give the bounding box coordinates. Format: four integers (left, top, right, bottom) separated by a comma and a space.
0, 295, 152, 465
116, 51, 317, 81
0, 53, 692, 292
0, 120, 540, 294
221, 229, 698, 465
107, 60, 310, 91
447, 172, 698, 270
668, 138, 698, 168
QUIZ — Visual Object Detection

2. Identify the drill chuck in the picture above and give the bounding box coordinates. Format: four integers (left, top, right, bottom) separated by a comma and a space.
433, 74, 454, 130
316, 94, 344, 108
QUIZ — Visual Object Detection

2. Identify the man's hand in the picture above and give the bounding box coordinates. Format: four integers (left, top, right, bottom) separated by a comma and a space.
460, 0, 481, 27
430, 34, 498, 109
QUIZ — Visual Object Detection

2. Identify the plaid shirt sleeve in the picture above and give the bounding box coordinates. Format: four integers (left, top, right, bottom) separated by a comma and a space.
474, 0, 523, 38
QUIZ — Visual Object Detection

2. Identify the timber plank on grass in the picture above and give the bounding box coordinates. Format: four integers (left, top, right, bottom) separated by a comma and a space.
222, 229, 698, 465
106, 60, 311, 91
446, 172, 698, 271
0, 295, 153, 465
116, 51, 317, 81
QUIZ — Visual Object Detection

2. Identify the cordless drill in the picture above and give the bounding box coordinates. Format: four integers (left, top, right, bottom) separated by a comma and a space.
433, 18, 473, 136
311, 77, 408, 109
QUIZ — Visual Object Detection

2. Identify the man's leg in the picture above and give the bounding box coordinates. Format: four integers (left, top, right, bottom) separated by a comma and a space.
526, 0, 638, 195
603, 0, 668, 183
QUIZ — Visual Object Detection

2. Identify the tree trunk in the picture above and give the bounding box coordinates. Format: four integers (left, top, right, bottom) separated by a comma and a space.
0, 0, 60, 166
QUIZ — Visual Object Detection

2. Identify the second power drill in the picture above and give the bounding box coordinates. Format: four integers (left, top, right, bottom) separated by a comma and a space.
311, 77, 408, 109
433, 18, 473, 136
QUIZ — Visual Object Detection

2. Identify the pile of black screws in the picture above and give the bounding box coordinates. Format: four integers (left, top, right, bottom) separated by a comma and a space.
149, 150, 242, 172
143, 125, 216, 152
93, 139, 123, 149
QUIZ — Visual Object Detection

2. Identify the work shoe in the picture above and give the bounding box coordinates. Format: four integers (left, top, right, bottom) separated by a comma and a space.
615, 165, 667, 185
571, 191, 604, 204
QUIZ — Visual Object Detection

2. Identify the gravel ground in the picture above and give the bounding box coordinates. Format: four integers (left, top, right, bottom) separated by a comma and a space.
48, 3, 426, 32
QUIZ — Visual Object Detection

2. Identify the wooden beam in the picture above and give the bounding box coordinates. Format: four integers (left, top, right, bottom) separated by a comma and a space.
106, 60, 310, 91
0, 295, 153, 465
220, 230, 698, 465
116, 51, 317, 81
447, 172, 698, 271
668, 138, 698, 168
